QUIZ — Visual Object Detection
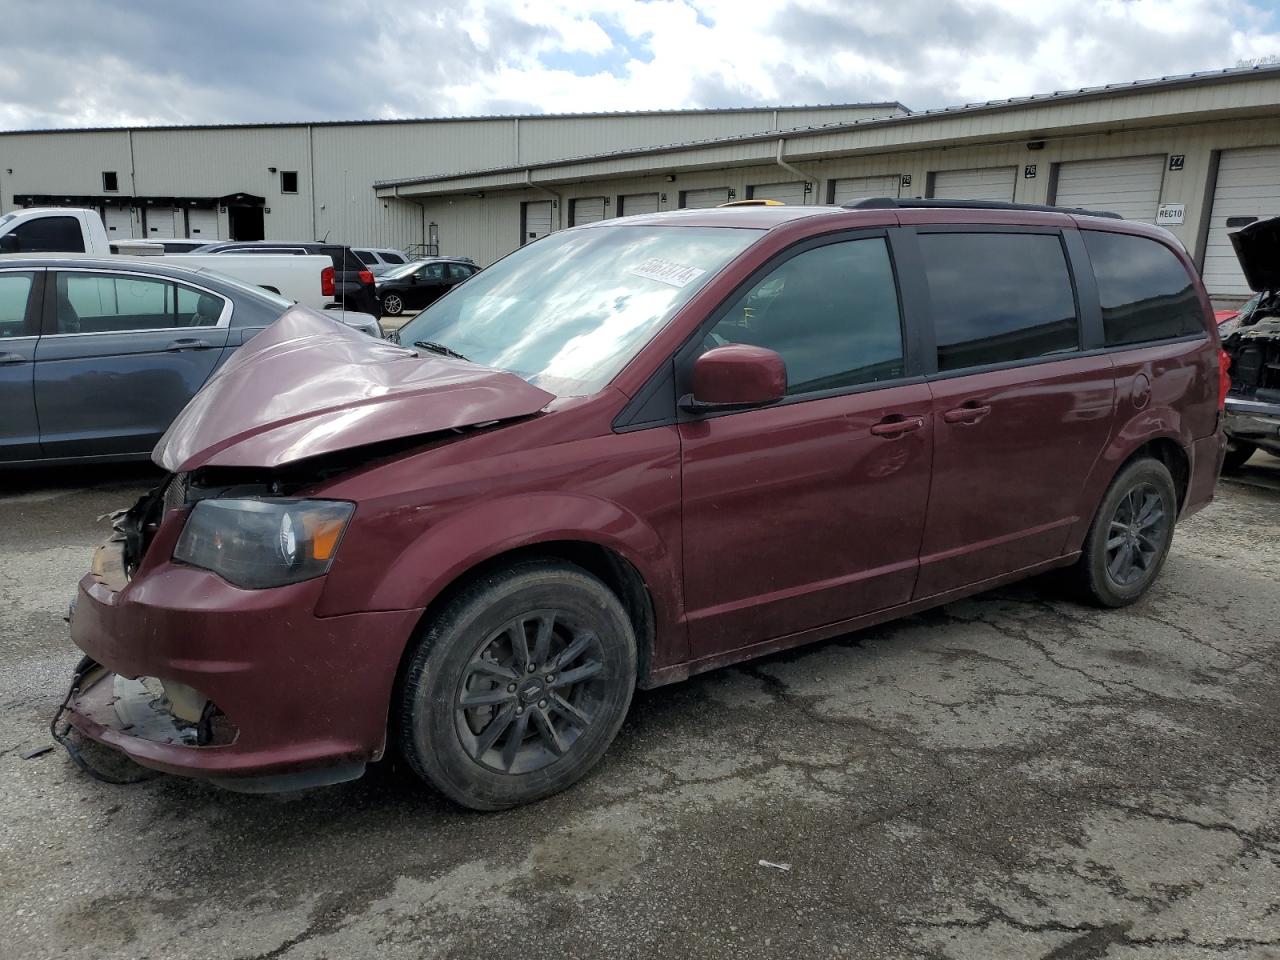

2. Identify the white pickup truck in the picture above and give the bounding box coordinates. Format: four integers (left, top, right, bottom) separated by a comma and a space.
0, 207, 380, 335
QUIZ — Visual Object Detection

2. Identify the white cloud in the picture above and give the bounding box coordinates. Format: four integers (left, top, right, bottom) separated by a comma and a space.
1, 0, 1279, 129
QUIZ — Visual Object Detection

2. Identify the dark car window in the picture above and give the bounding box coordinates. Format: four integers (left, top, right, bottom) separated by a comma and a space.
355, 250, 378, 265
704, 237, 905, 395
55, 272, 223, 334
446, 263, 475, 280
418, 262, 446, 280
11, 216, 85, 253
1082, 231, 1205, 346
919, 232, 1079, 372
0, 272, 35, 338
381, 252, 406, 264
321, 245, 360, 272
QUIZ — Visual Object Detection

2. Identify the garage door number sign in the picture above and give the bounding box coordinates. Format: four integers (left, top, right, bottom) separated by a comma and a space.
1156, 203, 1185, 226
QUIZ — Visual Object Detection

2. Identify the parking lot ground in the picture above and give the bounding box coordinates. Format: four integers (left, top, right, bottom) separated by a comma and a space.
2, 465, 1279, 959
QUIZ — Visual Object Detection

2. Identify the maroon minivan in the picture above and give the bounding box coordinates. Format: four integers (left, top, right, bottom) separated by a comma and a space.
58, 199, 1228, 808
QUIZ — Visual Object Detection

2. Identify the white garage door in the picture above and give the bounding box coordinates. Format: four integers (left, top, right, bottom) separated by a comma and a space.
1053, 155, 1165, 222
830, 174, 902, 205
145, 206, 177, 238
1202, 146, 1280, 297
931, 167, 1017, 201
185, 207, 219, 241
681, 187, 731, 209
523, 200, 553, 244
748, 181, 807, 205
101, 205, 135, 239
619, 193, 659, 216
571, 197, 606, 226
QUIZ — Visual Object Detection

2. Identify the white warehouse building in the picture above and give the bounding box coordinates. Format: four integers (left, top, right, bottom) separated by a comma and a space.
4, 65, 1280, 297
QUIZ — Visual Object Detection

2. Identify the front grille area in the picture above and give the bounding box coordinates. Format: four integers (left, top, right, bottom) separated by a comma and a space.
122, 473, 189, 574
161, 473, 190, 517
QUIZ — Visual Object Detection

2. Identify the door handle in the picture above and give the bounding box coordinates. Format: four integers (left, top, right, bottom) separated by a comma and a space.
943, 403, 992, 425
0, 352, 28, 365
870, 415, 925, 437
165, 338, 212, 352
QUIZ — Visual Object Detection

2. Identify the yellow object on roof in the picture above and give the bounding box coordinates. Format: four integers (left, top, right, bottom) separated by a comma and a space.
717, 198, 784, 207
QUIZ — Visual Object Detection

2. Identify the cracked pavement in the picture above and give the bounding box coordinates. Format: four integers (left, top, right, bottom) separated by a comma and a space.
1, 462, 1278, 959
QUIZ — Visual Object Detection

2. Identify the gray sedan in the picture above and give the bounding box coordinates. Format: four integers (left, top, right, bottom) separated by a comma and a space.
0, 255, 348, 467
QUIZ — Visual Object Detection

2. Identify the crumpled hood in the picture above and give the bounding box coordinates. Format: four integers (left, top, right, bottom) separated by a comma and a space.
153, 307, 554, 472
1229, 216, 1280, 292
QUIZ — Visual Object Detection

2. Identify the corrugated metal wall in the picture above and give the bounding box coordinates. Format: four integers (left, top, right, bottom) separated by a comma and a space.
403, 114, 1280, 293
0, 105, 897, 249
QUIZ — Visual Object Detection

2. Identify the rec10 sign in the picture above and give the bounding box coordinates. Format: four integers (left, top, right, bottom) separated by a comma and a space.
1155, 203, 1185, 226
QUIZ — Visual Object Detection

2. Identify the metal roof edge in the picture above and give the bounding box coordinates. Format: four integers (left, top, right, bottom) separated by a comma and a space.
373, 63, 1280, 190
0, 102, 907, 137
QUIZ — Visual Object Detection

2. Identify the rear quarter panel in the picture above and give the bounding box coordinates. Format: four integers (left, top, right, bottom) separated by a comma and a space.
1065, 336, 1219, 552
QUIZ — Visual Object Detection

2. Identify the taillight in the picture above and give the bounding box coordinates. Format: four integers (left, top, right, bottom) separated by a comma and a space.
358, 269, 375, 286
1218, 349, 1232, 410
321, 265, 335, 297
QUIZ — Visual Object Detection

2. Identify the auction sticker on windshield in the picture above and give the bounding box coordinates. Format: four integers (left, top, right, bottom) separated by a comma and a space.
630, 257, 707, 288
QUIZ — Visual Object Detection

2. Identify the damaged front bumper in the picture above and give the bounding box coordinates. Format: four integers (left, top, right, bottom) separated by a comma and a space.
59, 519, 424, 793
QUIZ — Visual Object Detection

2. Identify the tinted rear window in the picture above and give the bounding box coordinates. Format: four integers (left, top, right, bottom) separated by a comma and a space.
1082, 231, 1205, 346
321, 246, 359, 271
381, 252, 406, 264
919, 232, 1079, 372
354, 250, 377, 264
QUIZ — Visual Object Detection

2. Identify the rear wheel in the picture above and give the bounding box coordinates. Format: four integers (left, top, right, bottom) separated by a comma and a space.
381, 293, 403, 316
1072, 458, 1177, 608
1222, 438, 1257, 473
398, 561, 637, 810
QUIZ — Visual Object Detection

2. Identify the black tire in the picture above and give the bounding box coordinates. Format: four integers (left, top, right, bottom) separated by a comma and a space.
1072, 458, 1178, 608
381, 293, 403, 316
397, 561, 637, 810
1222, 438, 1256, 473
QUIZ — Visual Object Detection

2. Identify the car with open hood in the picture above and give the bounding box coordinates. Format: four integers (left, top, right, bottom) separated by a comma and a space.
57, 200, 1226, 809
1220, 216, 1280, 470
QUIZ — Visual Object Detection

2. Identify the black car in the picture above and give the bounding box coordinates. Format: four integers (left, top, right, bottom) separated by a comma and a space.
374, 258, 478, 316
192, 240, 379, 315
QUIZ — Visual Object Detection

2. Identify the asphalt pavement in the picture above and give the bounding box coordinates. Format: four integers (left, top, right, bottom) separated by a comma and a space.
1, 460, 1278, 959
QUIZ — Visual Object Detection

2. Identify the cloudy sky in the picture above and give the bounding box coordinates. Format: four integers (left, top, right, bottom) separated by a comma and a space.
1, 0, 1279, 129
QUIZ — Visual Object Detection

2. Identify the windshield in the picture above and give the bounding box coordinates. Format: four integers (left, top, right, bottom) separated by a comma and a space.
395, 225, 759, 396
381, 261, 428, 281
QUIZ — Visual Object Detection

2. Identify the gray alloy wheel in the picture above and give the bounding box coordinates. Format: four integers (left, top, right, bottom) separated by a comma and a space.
398, 561, 637, 810
381, 293, 404, 316
1073, 457, 1178, 608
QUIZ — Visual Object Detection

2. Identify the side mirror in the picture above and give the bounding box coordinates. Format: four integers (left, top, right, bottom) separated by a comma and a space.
0, 234, 19, 254
681, 344, 786, 413
408, 274, 418, 284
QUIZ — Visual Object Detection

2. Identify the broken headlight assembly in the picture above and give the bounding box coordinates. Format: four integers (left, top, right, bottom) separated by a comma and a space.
173, 499, 354, 589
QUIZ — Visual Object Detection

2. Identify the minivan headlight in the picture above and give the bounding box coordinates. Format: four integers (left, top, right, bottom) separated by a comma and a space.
173, 499, 354, 589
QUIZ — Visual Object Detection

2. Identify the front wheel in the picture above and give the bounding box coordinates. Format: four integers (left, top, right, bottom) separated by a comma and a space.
381, 293, 403, 316
1071, 458, 1178, 608
1222, 438, 1256, 473
397, 561, 637, 810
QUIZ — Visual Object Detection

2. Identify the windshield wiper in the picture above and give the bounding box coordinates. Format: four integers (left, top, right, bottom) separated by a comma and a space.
413, 339, 469, 362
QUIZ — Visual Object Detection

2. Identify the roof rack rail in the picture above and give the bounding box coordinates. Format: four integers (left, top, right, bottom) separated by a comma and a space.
840, 197, 1123, 220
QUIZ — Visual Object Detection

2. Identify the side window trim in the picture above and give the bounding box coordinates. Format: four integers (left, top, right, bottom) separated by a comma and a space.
613, 227, 918, 431
1062, 228, 1105, 351
1080, 228, 1209, 349
0, 267, 45, 339
674, 227, 914, 419
42, 269, 233, 336
912, 225, 1084, 377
